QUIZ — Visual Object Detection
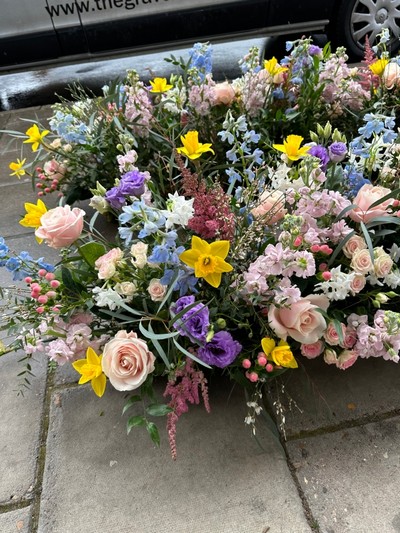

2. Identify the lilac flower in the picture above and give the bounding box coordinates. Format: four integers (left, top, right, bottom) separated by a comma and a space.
328, 142, 347, 163
170, 295, 209, 343
308, 145, 329, 169
197, 331, 242, 368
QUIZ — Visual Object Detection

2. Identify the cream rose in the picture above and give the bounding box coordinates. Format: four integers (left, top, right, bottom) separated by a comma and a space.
349, 184, 394, 223
268, 294, 329, 344
101, 330, 155, 391
35, 205, 85, 248
251, 190, 286, 224
350, 248, 373, 275
374, 248, 393, 278
383, 62, 400, 89
342, 235, 367, 259
323, 348, 338, 365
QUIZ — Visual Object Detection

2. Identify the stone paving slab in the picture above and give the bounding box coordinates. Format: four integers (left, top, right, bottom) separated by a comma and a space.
0, 506, 31, 533
286, 416, 400, 533
0, 351, 47, 503
38, 382, 312, 533
269, 357, 400, 438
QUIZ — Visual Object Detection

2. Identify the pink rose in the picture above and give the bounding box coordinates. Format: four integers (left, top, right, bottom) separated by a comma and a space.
349, 274, 366, 295
35, 205, 85, 248
251, 190, 286, 223
300, 340, 324, 359
43, 159, 66, 181
268, 294, 329, 344
350, 249, 373, 275
342, 235, 367, 259
336, 350, 358, 370
101, 330, 155, 391
349, 184, 394, 223
383, 62, 400, 89
324, 321, 346, 347
147, 279, 167, 302
343, 327, 357, 349
95, 248, 124, 279
212, 82, 236, 105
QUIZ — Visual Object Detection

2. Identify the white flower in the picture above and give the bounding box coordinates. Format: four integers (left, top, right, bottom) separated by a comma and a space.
383, 269, 400, 289
315, 266, 355, 300
161, 193, 194, 229
161, 87, 187, 114
92, 287, 124, 310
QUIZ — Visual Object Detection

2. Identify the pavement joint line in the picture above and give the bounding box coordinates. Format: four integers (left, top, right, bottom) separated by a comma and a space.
28, 364, 53, 533
285, 407, 400, 442
3, 231, 35, 241
0, 498, 31, 514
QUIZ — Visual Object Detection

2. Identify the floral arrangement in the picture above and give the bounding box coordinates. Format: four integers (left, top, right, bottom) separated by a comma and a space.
2, 33, 400, 457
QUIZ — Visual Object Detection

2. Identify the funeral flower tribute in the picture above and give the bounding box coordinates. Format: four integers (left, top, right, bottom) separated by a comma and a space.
2, 34, 400, 457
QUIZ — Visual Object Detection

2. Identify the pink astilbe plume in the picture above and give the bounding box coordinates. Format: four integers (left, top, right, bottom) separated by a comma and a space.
178, 155, 235, 241
164, 357, 210, 460
358, 35, 380, 91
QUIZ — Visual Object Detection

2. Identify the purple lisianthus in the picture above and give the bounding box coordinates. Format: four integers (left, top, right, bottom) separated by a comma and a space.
119, 170, 146, 197
308, 145, 329, 169
170, 295, 209, 343
197, 331, 242, 368
328, 142, 347, 163
105, 186, 126, 210
309, 45, 322, 57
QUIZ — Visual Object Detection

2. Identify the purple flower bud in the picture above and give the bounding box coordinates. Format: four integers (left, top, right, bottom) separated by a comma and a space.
328, 142, 347, 163
309, 45, 322, 57
308, 145, 329, 169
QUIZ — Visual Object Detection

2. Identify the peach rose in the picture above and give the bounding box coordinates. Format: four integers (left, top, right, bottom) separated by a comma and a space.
350, 249, 373, 275
212, 82, 236, 105
373, 247, 393, 278
95, 248, 124, 279
251, 190, 286, 224
300, 340, 324, 359
342, 235, 367, 259
268, 294, 329, 344
348, 184, 394, 223
101, 330, 155, 391
383, 62, 400, 89
35, 205, 85, 248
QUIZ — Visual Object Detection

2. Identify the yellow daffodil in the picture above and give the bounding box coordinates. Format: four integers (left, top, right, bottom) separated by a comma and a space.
176, 130, 215, 160
19, 199, 47, 229
9, 158, 26, 178
149, 77, 173, 93
264, 56, 288, 76
273, 134, 310, 161
369, 57, 389, 77
179, 235, 233, 288
261, 337, 298, 369
23, 124, 50, 151
72, 346, 106, 397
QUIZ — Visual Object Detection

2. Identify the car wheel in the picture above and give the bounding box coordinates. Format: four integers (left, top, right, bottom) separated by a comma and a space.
329, 0, 400, 60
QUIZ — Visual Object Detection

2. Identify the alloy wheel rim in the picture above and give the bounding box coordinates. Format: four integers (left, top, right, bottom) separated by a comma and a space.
350, 0, 400, 50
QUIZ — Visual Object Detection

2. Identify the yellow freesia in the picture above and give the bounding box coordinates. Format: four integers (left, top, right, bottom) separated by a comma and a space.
149, 77, 173, 93
9, 158, 26, 178
176, 130, 215, 160
264, 57, 288, 76
261, 337, 298, 369
179, 235, 233, 288
369, 58, 389, 77
23, 124, 50, 151
273, 134, 310, 161
72, 346, 106, 398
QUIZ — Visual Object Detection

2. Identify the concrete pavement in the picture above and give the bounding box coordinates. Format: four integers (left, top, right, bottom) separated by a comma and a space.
1, 106, 400, 533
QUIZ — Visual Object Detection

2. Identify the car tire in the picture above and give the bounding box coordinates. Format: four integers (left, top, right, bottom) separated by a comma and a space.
328, 0, 400, 60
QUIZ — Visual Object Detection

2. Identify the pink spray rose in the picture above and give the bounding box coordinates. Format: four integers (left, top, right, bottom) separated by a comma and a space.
349, 184, 394, 223
342, 235, 367, 259
95, 248, 124, 280
300, 340, 324, 359
101, 330, 156, 391
35, 205, 85, 248
268, 294, 329, 344
336, 350, 358, 370
324, 321, 346, 347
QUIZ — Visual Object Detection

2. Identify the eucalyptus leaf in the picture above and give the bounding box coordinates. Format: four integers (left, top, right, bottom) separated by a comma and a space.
172, 338, 211, 369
